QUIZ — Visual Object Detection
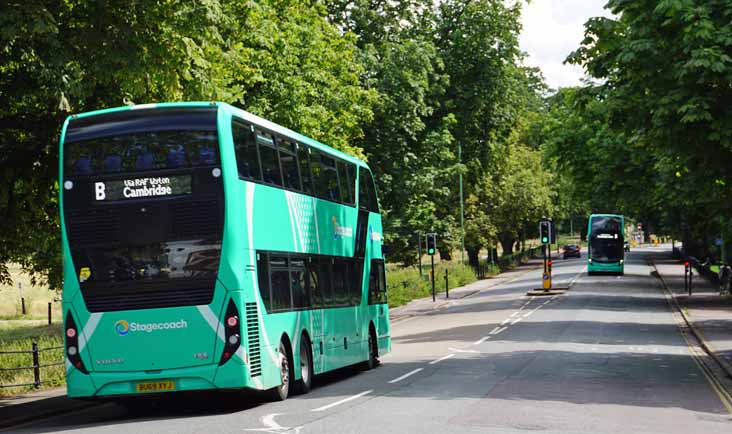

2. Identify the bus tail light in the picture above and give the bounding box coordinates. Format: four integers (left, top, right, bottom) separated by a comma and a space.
65, 312, 89, 374
219, 300, 242, 366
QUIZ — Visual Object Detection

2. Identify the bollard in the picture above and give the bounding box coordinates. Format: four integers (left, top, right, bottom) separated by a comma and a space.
48, 302, 52, 325
689, 266, 693, 296
445, 269, 449, 298
21, 297, 26, 316
431, 255, 436, 302
32, 342, 40, 388
684, 261, 689, 293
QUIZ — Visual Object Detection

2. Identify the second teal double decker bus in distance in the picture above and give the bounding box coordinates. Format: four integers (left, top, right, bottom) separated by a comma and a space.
59, 102, 390, 402
587, 214, 625, 275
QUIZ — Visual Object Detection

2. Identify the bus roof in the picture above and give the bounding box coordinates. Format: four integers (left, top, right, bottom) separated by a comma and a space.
65, 101, 366, 168
589, 214, 624, 219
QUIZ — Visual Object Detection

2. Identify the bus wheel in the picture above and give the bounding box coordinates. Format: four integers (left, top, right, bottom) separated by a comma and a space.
366, 328, 379, 370
270, 341, 291, 401
295, 335, 313, 395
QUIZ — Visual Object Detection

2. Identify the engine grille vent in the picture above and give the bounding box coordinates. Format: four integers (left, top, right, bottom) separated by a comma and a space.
246, 302, 262, 377
67, 210, 119, 246
170, 201, 222, 239
84, 286, 214, 312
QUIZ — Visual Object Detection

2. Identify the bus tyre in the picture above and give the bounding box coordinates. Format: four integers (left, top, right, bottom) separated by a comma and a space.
295, 335, 313, 395
270, 341, 291, 401
365, 328, 379, 370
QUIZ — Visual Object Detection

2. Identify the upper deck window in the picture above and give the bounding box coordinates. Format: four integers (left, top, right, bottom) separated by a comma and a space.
358, 168, 379, 213
64, 108, 219, 177
231, 115, 361, 207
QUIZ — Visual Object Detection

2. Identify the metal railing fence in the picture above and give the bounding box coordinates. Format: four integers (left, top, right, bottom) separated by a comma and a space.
0, 342, 64, 389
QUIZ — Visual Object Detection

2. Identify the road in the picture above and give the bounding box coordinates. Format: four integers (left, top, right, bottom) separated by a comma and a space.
6, 247, 732, 434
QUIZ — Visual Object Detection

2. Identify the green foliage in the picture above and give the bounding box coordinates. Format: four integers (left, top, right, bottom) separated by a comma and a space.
2, 0, 556, 290
0, 323, 64, 396
559, 0, 732, 255
386, 262, 476, 308
0, 0, 372, 286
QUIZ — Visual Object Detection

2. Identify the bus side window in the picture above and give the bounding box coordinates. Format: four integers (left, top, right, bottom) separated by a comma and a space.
308, 258, 322, 307
297, 144, 313, 195
369, 259, 387, 304
279, 140, 302, 191
358, 168, 379, 213
233, 121, 261, 181
310, 149, 324, 198
332, 257, 350, 305
317, 257, 334, 306
257, 132, 282, 186
337, 161, 353, 204
345, 163, 356, 205
257, 253, 271, 311
270, 255, 291, 311
291, 256, 310, 308
320, 155, 340, 202
351, 259, 364, 305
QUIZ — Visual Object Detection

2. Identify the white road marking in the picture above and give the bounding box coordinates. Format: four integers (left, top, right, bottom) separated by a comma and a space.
523, 311, 533, 318
429, 354, 455, 365
449, 347, 479, 354
501, 318, 511, 326
510, 312, 519, 318
473, 336, 490, 345
388, 368, 424, 384
511, 317, 522, 325
489, 326, 501, 335
490, 326, 508, 335
311, 390, 373, 412
244, 413, 302, 433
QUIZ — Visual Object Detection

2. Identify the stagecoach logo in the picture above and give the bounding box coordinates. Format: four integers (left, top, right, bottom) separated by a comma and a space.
331, 216, 353, 240
94, 177, 177, 201
115, 320, 130, 336
114, 319, 188, 336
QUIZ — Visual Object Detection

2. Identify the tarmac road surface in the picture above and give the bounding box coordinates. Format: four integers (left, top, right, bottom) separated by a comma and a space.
6, 247, 731, 434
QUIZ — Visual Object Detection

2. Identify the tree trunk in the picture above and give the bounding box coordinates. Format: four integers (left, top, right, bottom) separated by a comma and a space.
499, 234, 515, 256
440, 247, 452, 261
466, 246, 480, 268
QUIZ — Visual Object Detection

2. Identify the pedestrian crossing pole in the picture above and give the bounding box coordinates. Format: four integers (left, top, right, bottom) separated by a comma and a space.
540, 219, 552, 290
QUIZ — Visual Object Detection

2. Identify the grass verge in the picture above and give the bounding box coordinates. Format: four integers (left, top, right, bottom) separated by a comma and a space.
387, 262, 477, 308
0, 322, 64, 397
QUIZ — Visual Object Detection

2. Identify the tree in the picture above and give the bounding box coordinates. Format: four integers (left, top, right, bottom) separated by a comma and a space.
566, 0, 732, 255
0, 0, 373, 286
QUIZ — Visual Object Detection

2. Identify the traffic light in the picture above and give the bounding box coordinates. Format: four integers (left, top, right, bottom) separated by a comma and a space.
426, 233, 437, 256
539, 221, 551, 245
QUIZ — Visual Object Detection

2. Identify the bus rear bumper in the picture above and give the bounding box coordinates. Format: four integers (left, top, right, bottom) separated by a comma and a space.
67, 359, 261, 399
587, 261, 623, 274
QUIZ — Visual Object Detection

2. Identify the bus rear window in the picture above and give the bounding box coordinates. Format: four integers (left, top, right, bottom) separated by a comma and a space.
64, 130, 219, 177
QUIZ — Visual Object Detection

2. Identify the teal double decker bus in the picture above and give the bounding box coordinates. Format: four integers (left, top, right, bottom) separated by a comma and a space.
59, 102, 390, 401
587, 214, 625, 275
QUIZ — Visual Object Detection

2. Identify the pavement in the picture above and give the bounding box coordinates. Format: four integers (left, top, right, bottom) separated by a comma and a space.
389, 258, 545, 321
649, 251, 732, 380
3, 247, 732, 433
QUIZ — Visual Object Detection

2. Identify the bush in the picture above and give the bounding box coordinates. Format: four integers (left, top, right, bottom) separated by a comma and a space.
386, 262, 477, 308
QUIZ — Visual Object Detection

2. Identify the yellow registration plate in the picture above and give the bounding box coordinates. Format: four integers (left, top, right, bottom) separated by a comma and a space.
135, 380, 176, 393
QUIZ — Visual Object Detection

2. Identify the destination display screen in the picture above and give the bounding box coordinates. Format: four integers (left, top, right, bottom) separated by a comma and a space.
93, 175, 192, 201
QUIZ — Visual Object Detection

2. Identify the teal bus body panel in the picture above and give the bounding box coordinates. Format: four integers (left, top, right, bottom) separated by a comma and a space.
587, 261, 624, 273
60, 102, 390, 398
587, 214, 625, 274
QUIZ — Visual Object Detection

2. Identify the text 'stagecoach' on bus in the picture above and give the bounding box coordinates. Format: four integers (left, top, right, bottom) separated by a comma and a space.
60, 102, 390, 401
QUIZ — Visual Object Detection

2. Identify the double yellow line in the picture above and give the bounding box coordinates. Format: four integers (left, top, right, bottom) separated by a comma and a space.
678, 325, 732, 414
649, 259, 732, 414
